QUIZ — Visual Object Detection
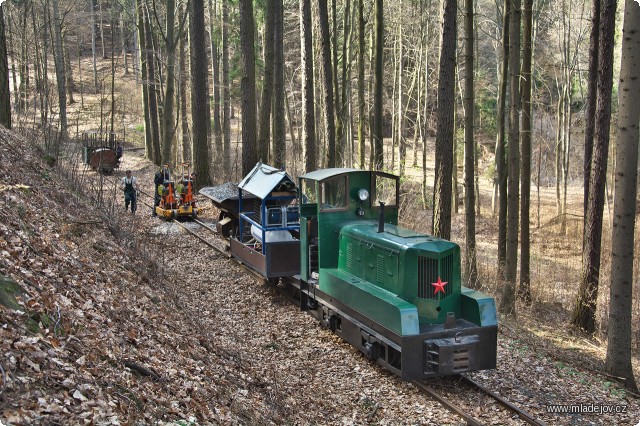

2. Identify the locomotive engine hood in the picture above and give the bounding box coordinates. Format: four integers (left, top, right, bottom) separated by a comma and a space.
338, 221, 462, 324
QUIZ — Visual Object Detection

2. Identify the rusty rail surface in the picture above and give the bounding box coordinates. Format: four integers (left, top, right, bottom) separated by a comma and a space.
414, 375, 547, 426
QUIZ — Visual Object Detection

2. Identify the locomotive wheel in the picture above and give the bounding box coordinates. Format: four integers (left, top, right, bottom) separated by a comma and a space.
267, 277, 279, 286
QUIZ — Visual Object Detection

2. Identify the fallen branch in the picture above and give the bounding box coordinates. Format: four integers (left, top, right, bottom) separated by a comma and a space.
0, 363, 6, 395
68, 220, 103, 225
123, 360, 162, 381
367, 403, 380, 421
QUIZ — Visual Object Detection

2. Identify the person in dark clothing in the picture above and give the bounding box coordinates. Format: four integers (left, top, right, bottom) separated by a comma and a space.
153, 165, 172, 215
116, 143, 123, 163
121, 170, 138, 213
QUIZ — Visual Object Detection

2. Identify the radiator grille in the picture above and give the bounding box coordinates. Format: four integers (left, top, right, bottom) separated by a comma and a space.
346, 242, 354, 271
376, 255, 385, 284
417, 255, 453, 299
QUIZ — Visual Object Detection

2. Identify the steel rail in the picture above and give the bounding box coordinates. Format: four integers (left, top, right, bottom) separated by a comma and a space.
172, 220, 228, 255
460, 375, 547, 426
412, 380, 484, 426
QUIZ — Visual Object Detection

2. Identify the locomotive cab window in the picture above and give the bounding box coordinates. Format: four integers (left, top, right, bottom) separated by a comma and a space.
320, 175, 348, 211
372, 173, 399, 207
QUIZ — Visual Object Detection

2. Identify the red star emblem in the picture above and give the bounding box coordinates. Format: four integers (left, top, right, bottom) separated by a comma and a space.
432, 277, 448, 295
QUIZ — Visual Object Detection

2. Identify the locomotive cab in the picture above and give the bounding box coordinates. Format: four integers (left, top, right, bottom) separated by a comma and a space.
298, 169, 498, 380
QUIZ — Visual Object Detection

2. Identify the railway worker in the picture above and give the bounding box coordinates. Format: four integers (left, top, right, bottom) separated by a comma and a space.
115, 142, 123, 164
121, 169, 138, 214
153, 165, 172, 215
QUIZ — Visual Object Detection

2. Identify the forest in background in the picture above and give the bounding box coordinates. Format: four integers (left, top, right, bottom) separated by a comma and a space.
0, 0, 638, 390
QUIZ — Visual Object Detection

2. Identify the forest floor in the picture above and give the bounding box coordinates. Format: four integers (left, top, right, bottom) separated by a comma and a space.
0, 123, 638, 425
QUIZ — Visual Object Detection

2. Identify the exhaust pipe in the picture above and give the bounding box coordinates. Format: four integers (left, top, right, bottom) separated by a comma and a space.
378, 202, 385, 233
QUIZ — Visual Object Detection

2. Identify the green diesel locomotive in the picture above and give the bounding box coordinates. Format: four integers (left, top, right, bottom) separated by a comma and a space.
295, 168, 497, 380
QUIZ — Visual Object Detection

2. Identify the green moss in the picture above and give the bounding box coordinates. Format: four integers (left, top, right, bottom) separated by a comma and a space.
0, 274, 25, 311
43, 154, 56, 166
25, 317, 40, 334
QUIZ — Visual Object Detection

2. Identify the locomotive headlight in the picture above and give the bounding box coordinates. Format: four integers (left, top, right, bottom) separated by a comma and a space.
358, 189, 370, 201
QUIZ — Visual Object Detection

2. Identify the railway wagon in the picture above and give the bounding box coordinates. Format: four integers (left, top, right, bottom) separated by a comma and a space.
81, 132, 121, 174
232, 163, 301, 280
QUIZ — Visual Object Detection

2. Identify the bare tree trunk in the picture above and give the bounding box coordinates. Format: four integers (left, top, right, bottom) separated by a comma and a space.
583, 0, 601, 244
555, 86, 564, 216
64, 40, 76, 105
0, 5, 11, 129
495, 0, 510, 282
179, 31, 190, 163
337, 0, 351, 167
433, 0, 456, 240
605, 0, 640, 392
222, 0, 231, 178
121, 11, 129, 75
284, 78, 298, 167
421, 3, 429, 208
519, 0, 532, 303
143, 0, 161, 164
560, 0, 572, 233
300, 0, 316, 173
160, 0, 181, 164
18, 3, 28, 114
452, 83, 459, 214
397, 15, 407, 178
6, 7, 18, 110
500, 0, 521, 315
391, 34, 398, 170
572, 0, 617, 333
258, 0, 275, 163
209, 0, 222, 164
332, 0, 342, 166
239, 0, 257, 176
413, 35, 423, 169
41, 2, 50, 125
100, 2, 107, 58
52, 0, 67, 140
372, 0, 383, 170
356, 0, 365, 168
191, 0, 212, 186
273, 0, 286, 168
474, 0, 481, 216
136, 0, 152, 159
91, 0, 98, 91
110, 15, 115, 133
463, 0, 476, 287
319, 0, 336, 168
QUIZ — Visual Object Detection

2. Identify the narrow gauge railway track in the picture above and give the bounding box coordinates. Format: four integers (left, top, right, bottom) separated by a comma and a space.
414, 375, 547, 426
171, 219, 229, 254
